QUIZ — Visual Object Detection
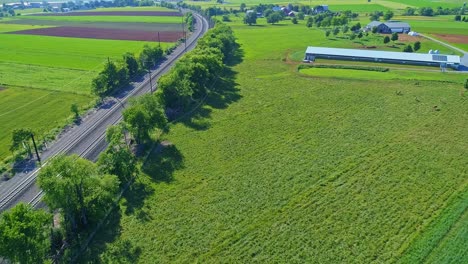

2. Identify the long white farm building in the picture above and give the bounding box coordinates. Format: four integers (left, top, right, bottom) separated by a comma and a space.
304, 46, 461, 69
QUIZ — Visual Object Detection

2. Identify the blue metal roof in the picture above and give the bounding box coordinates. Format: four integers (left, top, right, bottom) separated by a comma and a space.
305, 46, 461, 64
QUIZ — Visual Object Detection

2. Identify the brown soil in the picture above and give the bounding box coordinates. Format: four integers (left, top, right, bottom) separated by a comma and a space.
8, 26, 183, 42
434, 34, 468, 44
383, 33, 421, 42
32, 11, 181, 16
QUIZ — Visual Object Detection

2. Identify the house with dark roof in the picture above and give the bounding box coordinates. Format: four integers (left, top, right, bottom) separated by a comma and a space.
365, 21, 411, 33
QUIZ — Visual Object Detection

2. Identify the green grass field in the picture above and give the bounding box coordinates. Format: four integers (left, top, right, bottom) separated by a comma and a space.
0, 86, 92, 161
12, 15, 183, 24
84, 15, 468, 263
299, 67, 466, 83
385, 0, 465, 8
3, 19, 184, 32
0, 15, 175, 162
90, 6, 176, 12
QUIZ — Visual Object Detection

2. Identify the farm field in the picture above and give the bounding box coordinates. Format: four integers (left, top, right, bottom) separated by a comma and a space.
186, 0, 464, 11
10, 15, 183, 23
0, 8, 183, 163
299, 67, 467, 83
0, 87, 91, 161
84, 16, 468, 263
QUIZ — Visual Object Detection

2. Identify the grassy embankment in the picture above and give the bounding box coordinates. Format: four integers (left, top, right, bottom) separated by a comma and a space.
82, 15, 468, 263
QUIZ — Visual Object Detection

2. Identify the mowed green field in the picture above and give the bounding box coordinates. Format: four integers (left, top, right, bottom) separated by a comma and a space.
0, 11, 176, 162
299, 67, 467, 83
0, 87, 91, 160
84, 18, 468, 263
12, 15, 183, 23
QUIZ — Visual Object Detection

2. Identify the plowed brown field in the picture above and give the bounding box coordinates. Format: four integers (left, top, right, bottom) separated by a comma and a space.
434, 34, 468, 44
32, 11, 181, 16
8, 26, 183, 42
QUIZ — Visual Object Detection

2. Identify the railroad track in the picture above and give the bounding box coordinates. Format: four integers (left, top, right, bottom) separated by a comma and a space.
0, 12, 210, 212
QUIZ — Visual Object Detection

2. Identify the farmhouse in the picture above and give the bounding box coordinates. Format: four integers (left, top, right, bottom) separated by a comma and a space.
365, 21, 411, 33
304, 46, 461, 69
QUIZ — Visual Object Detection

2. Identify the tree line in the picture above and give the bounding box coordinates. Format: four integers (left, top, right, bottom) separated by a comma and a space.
403, 6, 466, 16
0, 21, 237, 263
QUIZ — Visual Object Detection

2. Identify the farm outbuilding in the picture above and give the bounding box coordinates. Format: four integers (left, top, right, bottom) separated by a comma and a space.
304, 46, 461, 69
365, 21, 411, 33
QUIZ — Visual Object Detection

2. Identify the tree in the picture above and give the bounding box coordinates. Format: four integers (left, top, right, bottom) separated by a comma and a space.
403, 44, 413, 52
267, 12, 282, 24
91, 73, 108, 100
139, 45, 163, 69
420, 7, 434, 16
240, 3, 246, 12
38, 155, 119, 236
343, 25, 349, 33
71, 103, 79, 120
123, 52, 139, 78
350, 33, 356, 40
383, 36, 390, 44
297, 12, 305, 20
222, 15, 230, 22
325, 30, 331, 37
357, 31, 363, 38
455, 15, 461, 21
306, 16, 313, 28
391, 32, 399, 42
98, 124, 137, 185
369, 11, 380, 21
0, 203, 52, 263
403, 7, 416, 16
263, 8, 273, 18
413, 41, 421, 51
10, 128, 32, 156
243, 11, 257, 25
372, 26, 378, 34
465, 79, 468, 89
383, 10, 394, 21
91, 60, 119, 99
332, 27, 340, 36
292, 17, 298, 24
123, 94, 167, 144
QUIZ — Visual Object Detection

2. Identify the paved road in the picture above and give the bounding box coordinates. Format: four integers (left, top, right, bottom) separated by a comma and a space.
0, 12, 210, 212
420, 33, 468, 67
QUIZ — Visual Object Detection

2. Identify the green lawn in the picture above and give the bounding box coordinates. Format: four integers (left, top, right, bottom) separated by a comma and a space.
15, 15, 183, 23
0, 62, 95, 94
385, 0, 465, 8
90, 6, 176, 12
84, 16, 468, 263
327, 4, 390, 12
3, 19, 184, 32
299, 67, 466, 83
0, 33, 167, 70
0, 86, 91, 161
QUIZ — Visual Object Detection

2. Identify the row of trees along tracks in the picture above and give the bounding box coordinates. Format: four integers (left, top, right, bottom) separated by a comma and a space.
0, 11, 210, 212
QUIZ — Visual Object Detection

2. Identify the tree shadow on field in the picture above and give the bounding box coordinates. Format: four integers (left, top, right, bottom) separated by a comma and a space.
76, 208, 140, 263
142, 142, 184, 184
176, 46, 244, 131
122, 179, 155, 222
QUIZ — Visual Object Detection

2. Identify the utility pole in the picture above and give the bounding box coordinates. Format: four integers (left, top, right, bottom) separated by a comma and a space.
158, 31, 161, 47
148, 68, 153, 93
30, 133, 41, 165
